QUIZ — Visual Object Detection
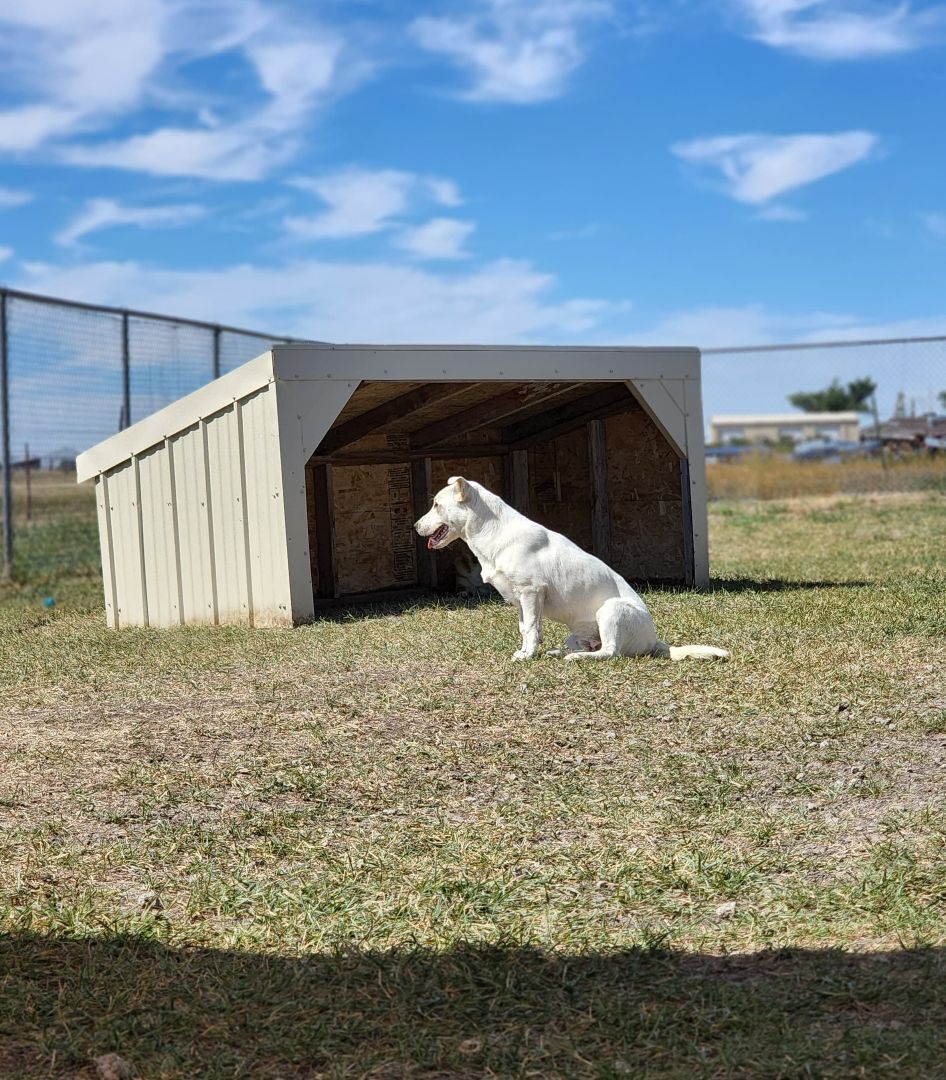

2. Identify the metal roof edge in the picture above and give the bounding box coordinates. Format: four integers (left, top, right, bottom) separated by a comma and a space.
270, 343, 701, 382
76, 351, 275, 482
274, 342, 701, 353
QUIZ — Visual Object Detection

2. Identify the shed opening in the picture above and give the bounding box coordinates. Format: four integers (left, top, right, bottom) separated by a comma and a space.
304, 379, 690, 605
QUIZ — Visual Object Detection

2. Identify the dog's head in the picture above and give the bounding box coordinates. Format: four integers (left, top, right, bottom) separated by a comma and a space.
414, 476, 475, 550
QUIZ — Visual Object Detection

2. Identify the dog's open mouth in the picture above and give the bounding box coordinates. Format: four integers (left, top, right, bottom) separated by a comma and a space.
427, 525, 450, 549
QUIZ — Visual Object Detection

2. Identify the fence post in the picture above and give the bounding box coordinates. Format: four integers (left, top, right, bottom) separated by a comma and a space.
0, 290, 12, 579
213, 325, 221, 380
870, 392, 888, 471
121, 311, 131, 431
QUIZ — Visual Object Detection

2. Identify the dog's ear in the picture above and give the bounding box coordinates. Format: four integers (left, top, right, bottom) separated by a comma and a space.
448, 476, 468, 503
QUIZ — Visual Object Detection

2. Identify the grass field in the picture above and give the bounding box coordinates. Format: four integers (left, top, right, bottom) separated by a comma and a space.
707, 452, 946, 500
1, 485, 945, 1077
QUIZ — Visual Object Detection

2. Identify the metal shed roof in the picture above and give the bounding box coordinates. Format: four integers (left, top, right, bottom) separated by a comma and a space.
78, 343, 702, 482
78, 343, 709, 628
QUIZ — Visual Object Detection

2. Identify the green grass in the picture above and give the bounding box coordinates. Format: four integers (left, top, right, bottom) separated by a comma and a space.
1, 491, 945, 1077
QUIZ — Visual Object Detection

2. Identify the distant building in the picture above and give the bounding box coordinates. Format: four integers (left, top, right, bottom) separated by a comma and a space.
862, 414, 946, 446
709, 412, 862, 445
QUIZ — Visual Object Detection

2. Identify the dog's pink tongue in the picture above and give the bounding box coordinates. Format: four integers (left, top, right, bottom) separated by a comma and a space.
427, 537, 435, 550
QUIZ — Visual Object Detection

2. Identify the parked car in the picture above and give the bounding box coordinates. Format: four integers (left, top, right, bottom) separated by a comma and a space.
705, 444, 763, 463
792, 437, 873, 462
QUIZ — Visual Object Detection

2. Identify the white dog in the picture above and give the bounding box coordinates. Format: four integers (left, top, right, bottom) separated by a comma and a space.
415, 476, 729, 663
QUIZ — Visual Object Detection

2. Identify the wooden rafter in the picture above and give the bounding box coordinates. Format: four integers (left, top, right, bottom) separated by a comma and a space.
503, 384, 633, 448
410, 382, 581, 450
309, 444, 504, 467
315, 382, 474, 456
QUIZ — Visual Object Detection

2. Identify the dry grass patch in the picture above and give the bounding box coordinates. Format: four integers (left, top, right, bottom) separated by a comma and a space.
0, 491, 944, 1077
707, 453, 946, 500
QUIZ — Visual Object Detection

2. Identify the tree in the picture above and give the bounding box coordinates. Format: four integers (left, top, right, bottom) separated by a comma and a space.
788, 377, 877, 413
939, 390, 946, 411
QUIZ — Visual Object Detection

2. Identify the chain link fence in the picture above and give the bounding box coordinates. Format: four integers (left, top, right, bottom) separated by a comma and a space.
0, 288, 294, 591
702, 336, 946, 500
0, 287, 943, 592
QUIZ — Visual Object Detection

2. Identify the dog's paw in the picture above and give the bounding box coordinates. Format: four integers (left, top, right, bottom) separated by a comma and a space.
512, 648, 536, 661
544, 648, 563, 657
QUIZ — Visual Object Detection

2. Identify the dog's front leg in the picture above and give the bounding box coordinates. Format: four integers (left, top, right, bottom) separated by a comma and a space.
512, 587, 544, 661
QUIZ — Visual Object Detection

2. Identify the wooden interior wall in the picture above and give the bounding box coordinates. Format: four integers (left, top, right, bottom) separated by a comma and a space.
304, 384, 689, 602
528, 427, 593, 552
306, 434, 419, 598
430, 455, 505, 590
604, 409, 685, 582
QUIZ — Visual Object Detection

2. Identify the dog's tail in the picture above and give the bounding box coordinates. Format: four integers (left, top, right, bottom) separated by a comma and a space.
654, 641, 730, 661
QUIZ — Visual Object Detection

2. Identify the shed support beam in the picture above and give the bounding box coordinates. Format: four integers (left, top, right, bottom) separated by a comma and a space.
680, 458, 695, 587
411, 458, 437, 589
311, 463, 337, 599
504, 449, 530, 515
587, 419, 611, 563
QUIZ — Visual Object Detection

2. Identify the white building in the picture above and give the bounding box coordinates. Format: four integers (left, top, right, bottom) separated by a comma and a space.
709, 412, 862, 445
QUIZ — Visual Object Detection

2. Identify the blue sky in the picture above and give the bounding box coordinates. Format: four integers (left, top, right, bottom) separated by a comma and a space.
1, 0, 945, 423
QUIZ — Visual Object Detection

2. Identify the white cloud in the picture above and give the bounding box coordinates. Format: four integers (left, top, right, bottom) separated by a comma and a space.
55, 197, 207, 247
424, 177, 464, 207
0, 104, 86, 153
63, 125, 286, 183
285, 168, 417, 239
13, 255, 624, 344
284, 168, 466, 241
0, 0, 168, 149
733, 0, 946, 60
61, 30, 354, 180
395, 218, 476, 259
756, 202, 808, 221
923, 212, 946, 238
628, 301, 946, 349
0, 1, 368, 179
0, 185, 33, 209
411, 0, 612, 103
0, 245, 12, 262
672, 131, 879, 205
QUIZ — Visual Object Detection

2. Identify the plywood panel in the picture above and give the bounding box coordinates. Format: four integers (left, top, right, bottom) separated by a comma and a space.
605, 409, 684, 582
332, 466, 384, 595
431, 455, 504, 496
529, 427, 593, 552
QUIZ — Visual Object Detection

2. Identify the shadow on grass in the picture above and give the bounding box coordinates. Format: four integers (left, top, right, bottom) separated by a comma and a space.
308, 589, 502, 624
705, 577, 871, 594
2, 934, 944, 1078
307, 577, 871, 623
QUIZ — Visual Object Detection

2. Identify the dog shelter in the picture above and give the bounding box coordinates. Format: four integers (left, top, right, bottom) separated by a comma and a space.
76, 344, 710, 628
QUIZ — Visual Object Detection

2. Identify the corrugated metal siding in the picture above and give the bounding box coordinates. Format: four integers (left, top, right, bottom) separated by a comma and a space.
203, 403, 251, 625
169, 423, 217, 624
138, 444, 181, 626
239, 387, 290, 626
96, 475, 118, 629
92, 381, 290, 629
107, 459, 148, 627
